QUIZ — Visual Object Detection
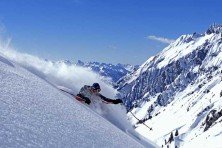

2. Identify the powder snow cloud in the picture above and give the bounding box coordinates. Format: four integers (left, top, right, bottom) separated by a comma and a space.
146, 35, 175, 44
0, 38, 117, 98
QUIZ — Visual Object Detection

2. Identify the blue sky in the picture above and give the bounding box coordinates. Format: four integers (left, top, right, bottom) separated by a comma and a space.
0, 0, 221, 65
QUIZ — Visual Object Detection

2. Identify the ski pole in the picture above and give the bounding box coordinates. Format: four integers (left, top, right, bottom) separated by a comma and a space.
129, 111, 152, 130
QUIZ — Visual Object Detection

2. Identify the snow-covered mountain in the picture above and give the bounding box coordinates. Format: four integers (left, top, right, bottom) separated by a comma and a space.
76, 60, 139, 83
117, 24, 222, 148
0, 53, 159, 147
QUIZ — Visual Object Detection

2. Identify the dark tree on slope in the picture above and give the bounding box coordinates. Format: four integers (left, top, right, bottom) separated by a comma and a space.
175, 129, 179, 137
169, 132, 174, 143
204, 109, 222, 131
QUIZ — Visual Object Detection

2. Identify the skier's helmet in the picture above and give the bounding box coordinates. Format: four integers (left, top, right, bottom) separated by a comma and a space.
92, 83, 101, 92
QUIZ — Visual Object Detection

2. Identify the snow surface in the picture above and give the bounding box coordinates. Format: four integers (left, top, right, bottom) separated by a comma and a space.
133, 75, 222, 148
0, 43, 158, 147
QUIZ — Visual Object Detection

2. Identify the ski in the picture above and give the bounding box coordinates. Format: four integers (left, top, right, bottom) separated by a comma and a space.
59, 89, 86, 103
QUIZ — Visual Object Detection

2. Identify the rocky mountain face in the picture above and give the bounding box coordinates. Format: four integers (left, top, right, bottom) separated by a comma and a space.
117, 24, 222, 147
118, 24, 222, 109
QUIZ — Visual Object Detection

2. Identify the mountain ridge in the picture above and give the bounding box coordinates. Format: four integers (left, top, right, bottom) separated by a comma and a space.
117, 24, 222, 147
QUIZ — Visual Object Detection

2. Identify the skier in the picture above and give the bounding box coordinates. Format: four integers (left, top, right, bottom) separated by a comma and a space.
76, 83, 123, 105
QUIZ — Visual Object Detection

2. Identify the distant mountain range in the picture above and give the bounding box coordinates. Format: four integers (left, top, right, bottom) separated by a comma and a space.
117, 24, 222, 148
75, 60, 139, 83
53, 59, 139, 86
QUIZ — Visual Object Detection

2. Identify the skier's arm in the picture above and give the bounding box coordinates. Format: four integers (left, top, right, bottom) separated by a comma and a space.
98, 94, 123, 104
76, 94, 91, 104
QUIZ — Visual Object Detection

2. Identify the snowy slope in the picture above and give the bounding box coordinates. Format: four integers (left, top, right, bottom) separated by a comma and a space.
118, 24, 222, 148
0, 44, 159, 147
0, 54, 149, 147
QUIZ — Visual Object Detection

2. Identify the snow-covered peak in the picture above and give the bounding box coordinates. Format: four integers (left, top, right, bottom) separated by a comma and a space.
76, 59, 84, 66
117, 24, 222, 147
206, 24, 222, 34
119, 24, 222, 108
138, 24, 222, 71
